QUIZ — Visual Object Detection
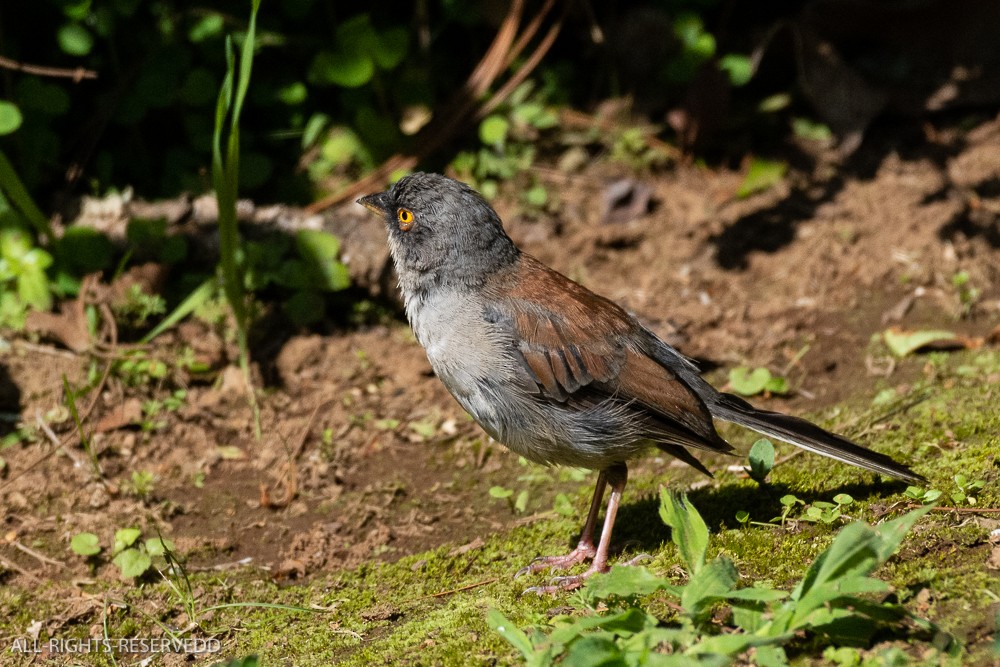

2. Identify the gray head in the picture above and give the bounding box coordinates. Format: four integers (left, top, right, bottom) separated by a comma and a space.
357, 172, 519, 288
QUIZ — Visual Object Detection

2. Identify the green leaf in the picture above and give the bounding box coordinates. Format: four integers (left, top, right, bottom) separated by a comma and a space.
728, 367, 771, 396
112, 548, 152, 578
374, 27, 409, 70
792, 117, 833, 143
487, 609, 534, 657
758, 93, 791, 113
0, 101, 22, 135
277, 82, 307, 105
562, 636, 624, 666
524, 185, 548, 208
748, 438, 775, 483
514, 490, 529, 513
309, 51, 374, 88
737, 158, 787, 198
883, 328, 957, 357
585, 565, 679, 601
113, 527, 143, 554
58, 23, 94, 56
553, 493, 575, 516
0, 150, 54, 240
719, 54, 753, 86
71, 532, 101, 556
479, 115, 510, 147
682, 556, 739, 620
764, 375, 789, 395
488, 486, 513, 499
658, 489, 708, 574
144, 537, 175, 557
870, 506, 931, 562
189, 13, 224, 42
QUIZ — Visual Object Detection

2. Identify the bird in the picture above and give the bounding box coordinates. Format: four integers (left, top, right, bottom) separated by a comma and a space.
357, 172, 924, 591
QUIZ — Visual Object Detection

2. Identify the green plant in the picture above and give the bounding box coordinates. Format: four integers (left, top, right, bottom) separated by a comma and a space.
141, 389, 187, 431
0, 227, 53, 328
491, 490, 946, 665
776, 493, 805, 527
112, 284, 167, 329
63, 375, 103, 479
903, 486, 943, 505
450, 80, 557, 203
799, 493, 855, 525
242, 230, 350, 327
211, 0, 261, 435
128, 470, 157, 499
113, 350, 168, 386
70, 527, 174, 579
746, 438, 775, 485
737, 158, 788, 199
70, 532, 102, 558
950, 474, 985, 506
951, 271, 980, 318
112, 527, 172, 578
489, 485, 529, 514
728, 366, 790, 397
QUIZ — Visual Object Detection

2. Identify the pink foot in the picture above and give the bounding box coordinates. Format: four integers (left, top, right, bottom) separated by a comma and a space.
523, 563, 607, 594
514, 543, 597, 578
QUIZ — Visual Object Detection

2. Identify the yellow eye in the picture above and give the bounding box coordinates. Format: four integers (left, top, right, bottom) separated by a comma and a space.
397, 208, 415, 230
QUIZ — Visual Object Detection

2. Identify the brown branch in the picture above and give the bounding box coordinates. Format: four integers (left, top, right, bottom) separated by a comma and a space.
416, 577, 499, 600
0, 55, 97, 81
480, 14, 564, 119
502, 0, 557, 70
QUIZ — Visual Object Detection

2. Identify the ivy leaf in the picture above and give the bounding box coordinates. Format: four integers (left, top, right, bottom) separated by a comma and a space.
70, 532, 101, 557
748, 438, 775, 484
113, 548, 152, 578
479, 115, 509, 147
113, 527, 142, 554
309, 51, 374, 88
0, 101, 23, 135
728, 367, 771, 396
57, 23, 93, 56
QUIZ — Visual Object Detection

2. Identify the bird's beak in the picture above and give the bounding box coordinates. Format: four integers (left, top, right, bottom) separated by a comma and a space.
357, 191, 390, 216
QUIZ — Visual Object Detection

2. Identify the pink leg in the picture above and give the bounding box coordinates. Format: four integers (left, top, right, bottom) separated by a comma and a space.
515, 469, 607, 576
525, 464, 628, 594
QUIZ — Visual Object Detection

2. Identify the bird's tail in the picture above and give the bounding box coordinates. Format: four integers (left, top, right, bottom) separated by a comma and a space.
650, 341, 926, 483
705, 391, 925, 483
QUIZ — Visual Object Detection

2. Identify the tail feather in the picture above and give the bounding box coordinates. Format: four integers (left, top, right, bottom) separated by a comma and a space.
648, 340, 925, 484
707, 392, 925, 484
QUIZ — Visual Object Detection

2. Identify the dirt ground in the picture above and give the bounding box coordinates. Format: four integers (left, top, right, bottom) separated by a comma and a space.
1, 112, 999, 660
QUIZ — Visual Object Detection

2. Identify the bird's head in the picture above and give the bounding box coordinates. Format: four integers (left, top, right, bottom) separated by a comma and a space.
358, 172, 519, 285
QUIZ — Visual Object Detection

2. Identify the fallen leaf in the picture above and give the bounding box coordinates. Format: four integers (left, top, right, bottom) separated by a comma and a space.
93, 398, 143, 433
447, 537, 485, 557
883, 327, 960, 357
25, 301, 90, 352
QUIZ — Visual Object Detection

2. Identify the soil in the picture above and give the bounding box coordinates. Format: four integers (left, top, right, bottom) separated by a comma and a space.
1, 113, 999, 659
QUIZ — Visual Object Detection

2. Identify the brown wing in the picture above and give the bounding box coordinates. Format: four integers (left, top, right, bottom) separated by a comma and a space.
485, 255, 732, 453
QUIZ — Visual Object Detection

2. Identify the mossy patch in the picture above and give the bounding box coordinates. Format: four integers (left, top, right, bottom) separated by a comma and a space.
1, 349, 997, 664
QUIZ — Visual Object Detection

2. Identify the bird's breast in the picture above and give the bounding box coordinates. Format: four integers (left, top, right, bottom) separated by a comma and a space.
405, 289, 512, 396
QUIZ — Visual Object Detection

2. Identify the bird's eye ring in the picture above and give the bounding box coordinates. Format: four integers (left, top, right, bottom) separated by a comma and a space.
397, 208, 415, 231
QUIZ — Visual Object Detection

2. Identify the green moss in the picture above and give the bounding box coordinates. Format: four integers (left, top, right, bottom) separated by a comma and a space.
2, 349, 997, 664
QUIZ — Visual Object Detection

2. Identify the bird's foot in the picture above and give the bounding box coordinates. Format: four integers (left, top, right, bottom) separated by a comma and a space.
523, 563, 607, 595
514, 543, 597, 578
